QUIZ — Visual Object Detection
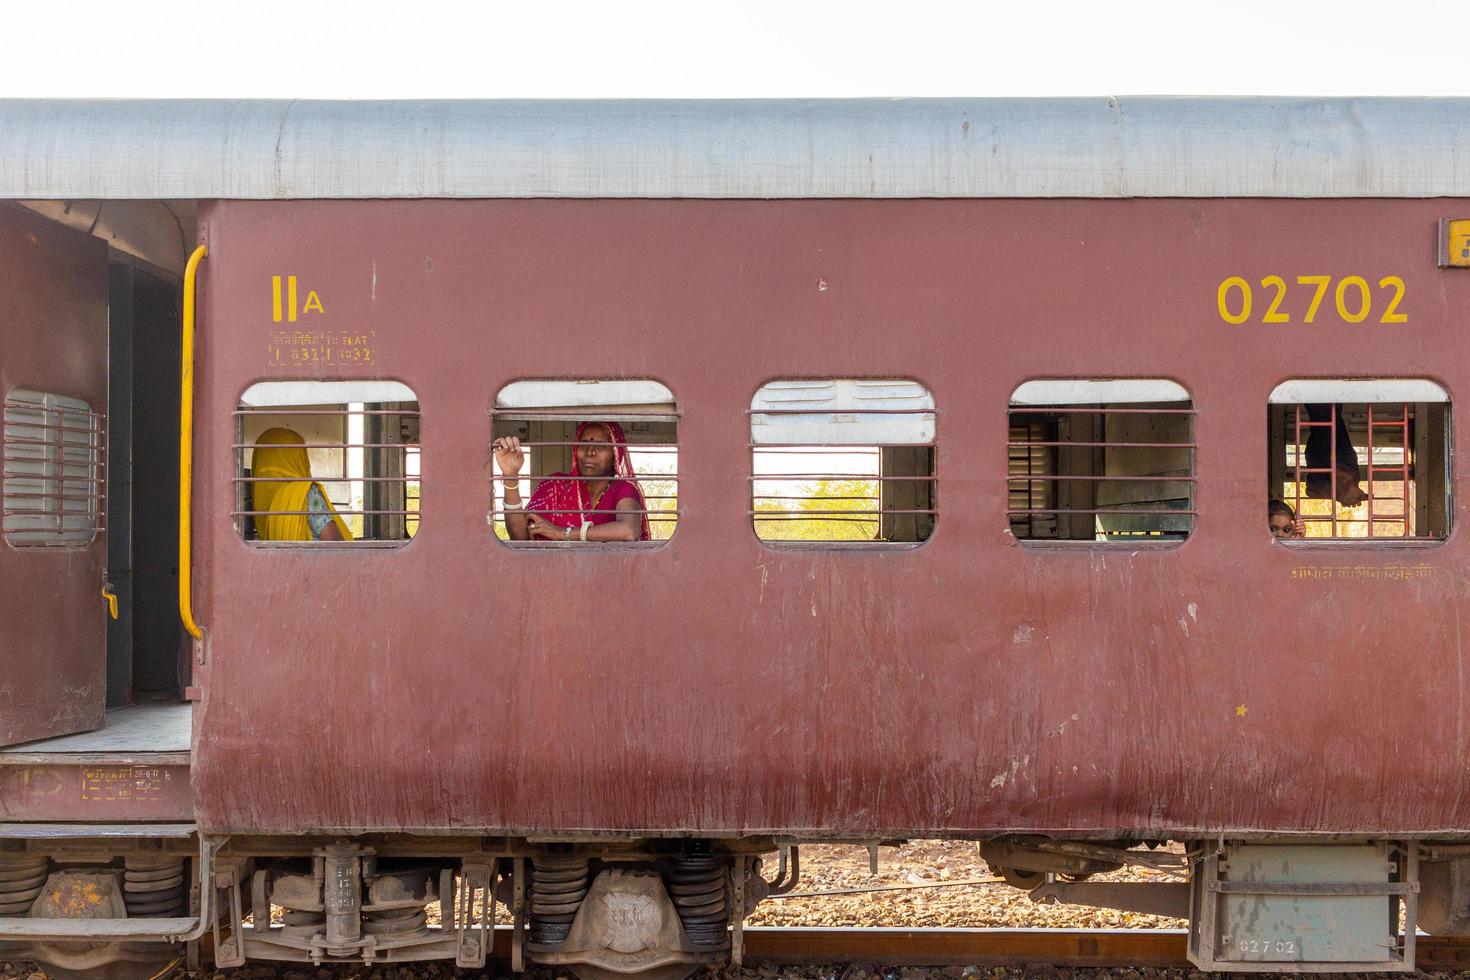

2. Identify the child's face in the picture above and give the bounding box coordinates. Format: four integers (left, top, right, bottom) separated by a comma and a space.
1269, 514, 1295, 538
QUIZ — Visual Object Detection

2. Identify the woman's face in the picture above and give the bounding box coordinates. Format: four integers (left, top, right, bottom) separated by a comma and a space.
577, 424, 616, 478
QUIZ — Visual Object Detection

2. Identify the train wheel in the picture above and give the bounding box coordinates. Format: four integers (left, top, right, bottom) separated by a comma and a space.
997, 867, 1045, 890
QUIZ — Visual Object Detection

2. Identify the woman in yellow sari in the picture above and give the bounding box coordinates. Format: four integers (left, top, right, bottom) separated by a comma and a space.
251, 428, 354, 541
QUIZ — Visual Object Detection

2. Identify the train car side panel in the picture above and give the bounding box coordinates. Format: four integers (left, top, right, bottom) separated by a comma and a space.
190, 198, 1468, 836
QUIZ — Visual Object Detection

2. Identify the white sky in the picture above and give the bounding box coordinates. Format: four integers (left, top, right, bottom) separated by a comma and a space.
1, 0, 1466, 99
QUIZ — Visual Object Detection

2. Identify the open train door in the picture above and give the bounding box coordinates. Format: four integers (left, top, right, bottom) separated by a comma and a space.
0, 204, 110, 746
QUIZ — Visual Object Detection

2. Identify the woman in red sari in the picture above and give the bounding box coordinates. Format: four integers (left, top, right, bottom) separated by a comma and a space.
494, 421, 651, 542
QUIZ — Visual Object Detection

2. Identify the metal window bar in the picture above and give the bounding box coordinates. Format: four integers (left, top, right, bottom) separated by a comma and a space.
2, 397, 106, 546
488, 428, 681, 543
1287, 403, 1413, 539
233, 475, 413, 483
232, 508, 416, 518
1006, 440, 1198, 449
231, 442, 415, 450
751, 508, 936, 517
755, 495, 882, 501
1005, 404, 1194, 542
747, 474, 937, 481
234, 408, 418, 416
1004, 508, 1199, 516
746, 408, 939, 415
236, 406, 420, 543
1002, 407, 1196, 415
491, 408, 682, 420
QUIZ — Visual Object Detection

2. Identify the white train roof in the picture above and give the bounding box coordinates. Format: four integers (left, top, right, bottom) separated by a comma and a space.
3, 98, 1470, 201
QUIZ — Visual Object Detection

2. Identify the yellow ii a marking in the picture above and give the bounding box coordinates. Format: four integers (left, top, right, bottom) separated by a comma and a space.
272, 275, 324, 321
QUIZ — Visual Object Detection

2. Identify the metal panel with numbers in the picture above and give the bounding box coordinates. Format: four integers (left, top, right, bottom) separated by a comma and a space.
1189, 843, 1416, 972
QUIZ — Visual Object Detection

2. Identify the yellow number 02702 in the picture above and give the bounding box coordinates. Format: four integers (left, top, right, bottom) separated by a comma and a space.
1217, 275, 1407, 325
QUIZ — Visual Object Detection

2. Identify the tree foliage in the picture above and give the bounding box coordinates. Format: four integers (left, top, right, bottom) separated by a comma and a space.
754, 478, 879, 541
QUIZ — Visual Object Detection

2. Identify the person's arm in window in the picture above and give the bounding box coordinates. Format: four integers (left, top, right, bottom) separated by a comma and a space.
524, 504, 638, 542
585, 497, 639, 542
493, 437, 532, 540
306, 484, 345, 541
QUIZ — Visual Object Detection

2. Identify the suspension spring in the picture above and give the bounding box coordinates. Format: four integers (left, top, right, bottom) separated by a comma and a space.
666, 855, 728, 948
123, 856, 187, 917
529, 855, 590, 946
363, 905, 429, 938
0, 856, 49, 916
280, 909, 327, 940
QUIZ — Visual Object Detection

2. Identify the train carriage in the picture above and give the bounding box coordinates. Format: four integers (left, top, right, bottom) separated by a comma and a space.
2, 98, 1470, 975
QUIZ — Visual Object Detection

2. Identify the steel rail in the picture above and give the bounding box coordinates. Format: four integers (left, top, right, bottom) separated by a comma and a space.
740, 927, 1193, 968
480, 927, 1470, 970
200, 926, 1470, 970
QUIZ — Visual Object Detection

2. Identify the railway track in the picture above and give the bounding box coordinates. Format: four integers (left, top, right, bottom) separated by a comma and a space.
743, 927, 1192, 968
480, 926, 1470, 971
9, 928, 1470, 977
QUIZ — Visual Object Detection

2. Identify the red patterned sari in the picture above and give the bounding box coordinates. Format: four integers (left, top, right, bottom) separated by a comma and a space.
525, 421, 651, 541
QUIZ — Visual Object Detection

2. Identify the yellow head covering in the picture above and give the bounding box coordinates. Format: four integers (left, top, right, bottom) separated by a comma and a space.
251, 427, 354, 541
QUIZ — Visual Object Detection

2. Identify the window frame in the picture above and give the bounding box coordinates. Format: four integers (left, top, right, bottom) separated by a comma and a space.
1267, 378, 1452, 547
489, 378, 681, 551
749, 377, 938, 552
234, 379, 422, 550
1006, 377, 1196, 549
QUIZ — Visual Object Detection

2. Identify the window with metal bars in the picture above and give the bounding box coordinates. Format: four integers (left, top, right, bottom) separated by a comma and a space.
1267, 380, 1451, 541
751, 379, 936, 547
1007, 379, 1195, 543
490, 380, 678, 546
2, 389, 105, 547
235, 381, 420, 545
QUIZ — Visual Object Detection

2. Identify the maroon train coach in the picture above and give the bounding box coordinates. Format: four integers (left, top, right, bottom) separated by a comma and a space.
2, 98, 1470, 975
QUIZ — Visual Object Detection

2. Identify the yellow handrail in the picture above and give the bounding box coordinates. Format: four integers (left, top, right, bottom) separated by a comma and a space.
179, 244, 208, 640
